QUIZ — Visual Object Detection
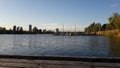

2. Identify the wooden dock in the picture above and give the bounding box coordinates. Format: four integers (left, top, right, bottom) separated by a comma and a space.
0, 55, 120, 68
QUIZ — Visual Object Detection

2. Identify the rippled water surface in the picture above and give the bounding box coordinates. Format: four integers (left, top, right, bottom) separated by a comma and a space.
0, 34, 120, 57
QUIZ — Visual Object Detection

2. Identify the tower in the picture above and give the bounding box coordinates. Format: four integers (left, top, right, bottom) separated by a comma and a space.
29, 24, 32, 32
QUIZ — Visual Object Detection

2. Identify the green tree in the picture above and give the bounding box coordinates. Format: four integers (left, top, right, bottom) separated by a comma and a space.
84, 22, 101, 33
108, 13, 120, 29
33, 27, 38, 34
101, 24, 107, 31
13, 25, 16, 31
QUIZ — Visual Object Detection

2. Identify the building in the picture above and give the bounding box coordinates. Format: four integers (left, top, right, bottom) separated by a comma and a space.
29, 24, 32, 32
56, 28, 59, 33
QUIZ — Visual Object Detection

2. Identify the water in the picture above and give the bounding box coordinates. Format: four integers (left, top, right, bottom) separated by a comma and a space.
0, 34, 119, 57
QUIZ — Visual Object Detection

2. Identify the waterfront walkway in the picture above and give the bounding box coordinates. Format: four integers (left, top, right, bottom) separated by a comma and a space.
0, 55, 120, 68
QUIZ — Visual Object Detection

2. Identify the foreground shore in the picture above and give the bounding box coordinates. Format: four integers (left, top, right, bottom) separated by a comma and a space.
0, 55, 120, 68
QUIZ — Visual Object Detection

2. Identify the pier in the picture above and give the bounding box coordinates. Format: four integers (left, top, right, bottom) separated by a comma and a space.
0, 55, 120, 68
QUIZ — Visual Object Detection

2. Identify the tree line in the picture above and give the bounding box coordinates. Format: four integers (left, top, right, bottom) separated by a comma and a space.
85, 13, 120, 33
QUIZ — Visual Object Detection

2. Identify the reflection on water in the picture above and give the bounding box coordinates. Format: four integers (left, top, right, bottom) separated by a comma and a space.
0, 34, 119, 57
108, 37, 120, 57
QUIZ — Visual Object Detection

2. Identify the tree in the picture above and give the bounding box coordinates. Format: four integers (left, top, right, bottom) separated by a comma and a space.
84, 13, 120, 32
33, 27, 38, 34
43, 29, 46, 33
94, 23, 101, 32
84, 22, 101, 33
19, 27, 23, 31
108, 13, 120, 29
17, 27, 20, 31
101, 24, 107, 31
13, 25, 16, 31
38, 29, 42, 34
19, 27, 23, 34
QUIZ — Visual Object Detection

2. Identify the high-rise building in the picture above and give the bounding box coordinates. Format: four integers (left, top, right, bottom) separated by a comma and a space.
29, 24, 32, 32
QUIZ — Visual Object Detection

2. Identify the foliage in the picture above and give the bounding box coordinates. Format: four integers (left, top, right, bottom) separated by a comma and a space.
85, 13, 120, 33
85, 23, 101, 33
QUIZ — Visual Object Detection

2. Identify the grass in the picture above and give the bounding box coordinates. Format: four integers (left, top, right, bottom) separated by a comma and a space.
97, 29, 120, 38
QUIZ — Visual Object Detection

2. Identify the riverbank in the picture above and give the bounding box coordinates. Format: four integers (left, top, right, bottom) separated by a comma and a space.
97, 29, 120, 38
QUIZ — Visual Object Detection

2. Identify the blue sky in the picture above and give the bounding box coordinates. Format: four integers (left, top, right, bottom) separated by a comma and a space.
0, 0, 120, 31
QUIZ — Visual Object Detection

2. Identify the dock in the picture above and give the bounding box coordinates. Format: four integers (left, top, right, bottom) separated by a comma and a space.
0, 55, 120, 68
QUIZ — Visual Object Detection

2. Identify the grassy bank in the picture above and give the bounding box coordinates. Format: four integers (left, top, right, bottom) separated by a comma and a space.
97, 29, 120, 38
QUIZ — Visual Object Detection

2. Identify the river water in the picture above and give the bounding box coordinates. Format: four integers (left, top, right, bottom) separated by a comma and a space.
0, 34, 119, 57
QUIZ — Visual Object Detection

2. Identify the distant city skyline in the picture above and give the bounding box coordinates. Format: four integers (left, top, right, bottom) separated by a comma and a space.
0, 24, 82, 32
0, 0, 120, 31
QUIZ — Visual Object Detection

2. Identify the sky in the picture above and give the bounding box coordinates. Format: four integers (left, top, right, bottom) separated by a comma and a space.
0, 0, 120, 31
